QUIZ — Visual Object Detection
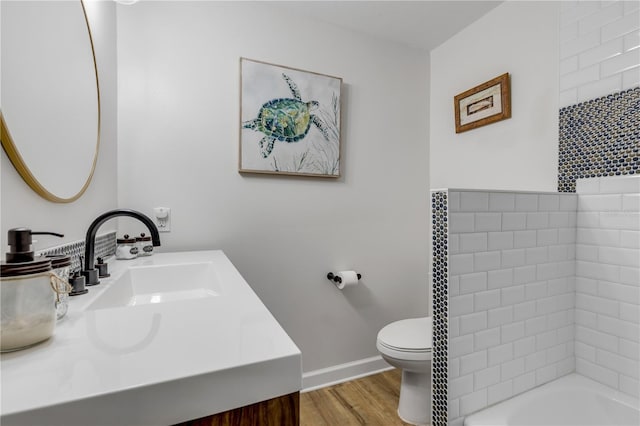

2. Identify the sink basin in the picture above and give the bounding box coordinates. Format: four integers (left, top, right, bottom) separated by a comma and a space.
87, 262, 220, 310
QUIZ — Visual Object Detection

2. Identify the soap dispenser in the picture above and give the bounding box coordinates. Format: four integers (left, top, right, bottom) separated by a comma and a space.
1, 228, 64, 352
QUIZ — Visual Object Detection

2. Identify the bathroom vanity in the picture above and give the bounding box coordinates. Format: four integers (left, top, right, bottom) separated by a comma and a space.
0, 251, 302, 425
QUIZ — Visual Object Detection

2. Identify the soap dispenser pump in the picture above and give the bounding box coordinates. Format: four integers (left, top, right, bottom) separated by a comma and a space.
6, 228, 64, 263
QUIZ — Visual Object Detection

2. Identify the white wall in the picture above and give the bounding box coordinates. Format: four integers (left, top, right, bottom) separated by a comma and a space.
559, 0, 640, 107
0, 1, 118, 251
430, 1, 559, 192
116, 2, 430, 374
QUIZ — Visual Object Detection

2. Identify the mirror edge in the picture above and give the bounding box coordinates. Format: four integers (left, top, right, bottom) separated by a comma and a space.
0, 0, 101, 204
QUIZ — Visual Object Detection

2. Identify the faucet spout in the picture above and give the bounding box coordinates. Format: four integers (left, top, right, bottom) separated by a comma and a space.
83, 209, 161, 285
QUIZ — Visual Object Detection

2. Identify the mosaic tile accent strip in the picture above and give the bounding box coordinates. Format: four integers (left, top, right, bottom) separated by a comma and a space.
431, 191, 449, 426
558, 87, 639, 193
38, 232, 116, 273
95, 232, 117, 263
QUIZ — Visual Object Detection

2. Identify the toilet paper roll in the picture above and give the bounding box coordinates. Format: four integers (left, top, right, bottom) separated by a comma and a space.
336, 270, 358, 290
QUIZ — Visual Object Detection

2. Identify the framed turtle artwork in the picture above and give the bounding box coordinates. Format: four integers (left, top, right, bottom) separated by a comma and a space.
239, 58, 342, 177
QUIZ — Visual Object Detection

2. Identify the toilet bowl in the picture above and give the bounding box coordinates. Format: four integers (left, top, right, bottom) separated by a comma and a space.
377, 316, 432, 426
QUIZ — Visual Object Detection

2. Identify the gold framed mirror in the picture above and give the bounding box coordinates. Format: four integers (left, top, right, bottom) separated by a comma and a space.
0, 0, 100, 203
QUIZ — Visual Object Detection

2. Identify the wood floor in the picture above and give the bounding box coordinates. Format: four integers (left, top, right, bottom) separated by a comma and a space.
300, 369, 413, 426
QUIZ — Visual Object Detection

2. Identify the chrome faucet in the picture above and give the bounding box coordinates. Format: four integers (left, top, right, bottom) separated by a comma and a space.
82, 209, 161, 285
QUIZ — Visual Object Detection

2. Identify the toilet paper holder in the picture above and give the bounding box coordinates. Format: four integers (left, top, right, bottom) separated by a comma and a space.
327, 271, 362, 284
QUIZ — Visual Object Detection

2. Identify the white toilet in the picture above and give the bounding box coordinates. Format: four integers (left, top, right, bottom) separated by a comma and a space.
376, 316, 432, 426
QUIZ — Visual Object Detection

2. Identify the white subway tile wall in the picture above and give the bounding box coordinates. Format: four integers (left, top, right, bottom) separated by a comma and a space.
575, 176, 640, 399
559, 0, 640, 107
448, 190, 578, 424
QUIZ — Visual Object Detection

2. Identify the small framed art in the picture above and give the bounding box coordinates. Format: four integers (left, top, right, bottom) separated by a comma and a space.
454, 73, 511, 133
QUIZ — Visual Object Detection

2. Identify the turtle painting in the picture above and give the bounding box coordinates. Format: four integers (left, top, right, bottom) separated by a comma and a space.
243, 73, 330, 158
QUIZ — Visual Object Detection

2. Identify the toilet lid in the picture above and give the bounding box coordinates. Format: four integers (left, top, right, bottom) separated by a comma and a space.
377, 317, 432, 352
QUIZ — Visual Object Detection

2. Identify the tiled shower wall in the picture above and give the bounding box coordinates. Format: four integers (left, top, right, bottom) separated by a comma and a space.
432, 182, 639, 425
556, 0, 639, 406
558, 0, 639, 193
444, 190, 577, 425
556, 0, 639, 405
559, 0, 639, 107
575, 175, 640, 398
558, 87, 639, 193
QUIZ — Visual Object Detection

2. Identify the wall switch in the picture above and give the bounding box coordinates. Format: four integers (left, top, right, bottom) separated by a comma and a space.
153, 207, 171, 232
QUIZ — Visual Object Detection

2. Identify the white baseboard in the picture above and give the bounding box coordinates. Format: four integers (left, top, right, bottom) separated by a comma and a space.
302, 355, 393, 392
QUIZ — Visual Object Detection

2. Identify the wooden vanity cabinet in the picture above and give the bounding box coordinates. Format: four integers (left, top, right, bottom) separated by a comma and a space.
174, 391, 299, 426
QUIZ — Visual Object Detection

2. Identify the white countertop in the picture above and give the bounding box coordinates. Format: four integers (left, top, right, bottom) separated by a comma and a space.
1, 250, 302, 426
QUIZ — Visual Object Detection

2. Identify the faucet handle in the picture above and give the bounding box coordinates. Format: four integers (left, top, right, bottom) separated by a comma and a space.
96, 257, 110, 278
69, 270, 88, 296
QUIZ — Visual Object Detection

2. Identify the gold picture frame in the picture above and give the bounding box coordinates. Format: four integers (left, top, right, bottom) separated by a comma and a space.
454, 73, 511, 133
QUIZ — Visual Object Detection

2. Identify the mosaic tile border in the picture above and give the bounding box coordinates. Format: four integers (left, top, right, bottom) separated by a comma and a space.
38, 231, 116, 273
558, 86, 639, 193
431, 191, 448, 426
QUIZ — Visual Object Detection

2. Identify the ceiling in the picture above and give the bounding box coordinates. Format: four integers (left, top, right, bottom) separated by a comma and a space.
269, 1, 503, 51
